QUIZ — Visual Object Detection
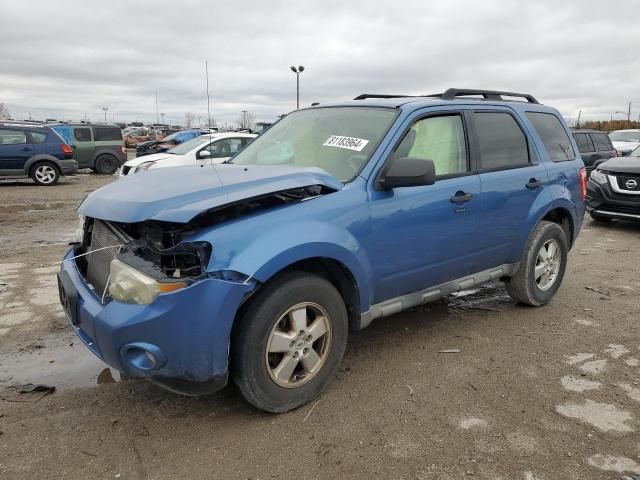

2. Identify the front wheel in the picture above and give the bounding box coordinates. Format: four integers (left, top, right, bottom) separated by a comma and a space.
232, 272, 348, 413
505, 221, 568, 306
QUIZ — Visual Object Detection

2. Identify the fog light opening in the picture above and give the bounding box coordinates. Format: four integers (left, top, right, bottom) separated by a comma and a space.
122, 343, 166, 371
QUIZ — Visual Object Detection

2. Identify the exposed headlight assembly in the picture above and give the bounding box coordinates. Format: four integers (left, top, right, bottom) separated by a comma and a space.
108, 259, 187, 304
73, 214, 86, 243
135, 161, 156, 173
590, 169, 607, 184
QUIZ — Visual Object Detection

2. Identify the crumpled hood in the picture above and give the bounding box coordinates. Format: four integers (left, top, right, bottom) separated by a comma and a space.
79, 164, 342, 223
122, 152, 172, 169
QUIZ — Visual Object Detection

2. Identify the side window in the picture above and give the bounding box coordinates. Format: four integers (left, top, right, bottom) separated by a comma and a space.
574, 133, 594, 154
93, 127, 122, 141
474, 112, 529, 170
74, 128, 92, 142
30, 131, 48, 143
593, 133, 613, 152
0, 129, 27, 145
393, 114, 468, 176
525, 112, 575, 162
209, 138, 244, 158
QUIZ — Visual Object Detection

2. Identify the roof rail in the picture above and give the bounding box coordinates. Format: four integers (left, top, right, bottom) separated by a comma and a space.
428, 88, 539, 104
353, 94, 413, 100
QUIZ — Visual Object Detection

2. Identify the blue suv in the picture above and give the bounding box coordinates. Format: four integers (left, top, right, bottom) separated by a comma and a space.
58, 89, 586, 412
0, 123, 77, 185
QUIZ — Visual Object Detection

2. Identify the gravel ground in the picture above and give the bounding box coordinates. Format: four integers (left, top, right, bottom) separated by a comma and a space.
1, 172, 639, 479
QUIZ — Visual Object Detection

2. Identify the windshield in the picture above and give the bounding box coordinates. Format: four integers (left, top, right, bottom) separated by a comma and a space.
231, 107, 398, 182
629, 145, 640, 157
609, 131, 640, 142
167, 135, 212, 155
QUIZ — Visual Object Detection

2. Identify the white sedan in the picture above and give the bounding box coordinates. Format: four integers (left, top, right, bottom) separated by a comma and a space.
119, 132, 257, 176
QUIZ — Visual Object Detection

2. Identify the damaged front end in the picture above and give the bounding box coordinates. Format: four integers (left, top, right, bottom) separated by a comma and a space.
75, 184, 332, 305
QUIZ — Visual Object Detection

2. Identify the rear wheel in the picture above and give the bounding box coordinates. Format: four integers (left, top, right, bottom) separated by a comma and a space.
30, 161, 60, 186
95, 154, 119, 174
505, 221, 568, 306
232, 272, 348, 413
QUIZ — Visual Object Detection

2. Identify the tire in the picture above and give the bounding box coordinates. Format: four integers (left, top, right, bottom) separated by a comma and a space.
30, 161, 60, 186
590, 212, 612, 223
505, 221, 568, 306
232, 271, 348, 413
94, 154, 119, 174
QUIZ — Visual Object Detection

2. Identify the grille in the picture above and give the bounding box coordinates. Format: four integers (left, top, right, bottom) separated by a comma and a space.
615, 174, 640, 192
86, 220, 125, 299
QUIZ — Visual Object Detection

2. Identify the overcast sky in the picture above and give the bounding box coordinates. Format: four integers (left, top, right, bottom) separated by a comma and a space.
1, 0, 638, 126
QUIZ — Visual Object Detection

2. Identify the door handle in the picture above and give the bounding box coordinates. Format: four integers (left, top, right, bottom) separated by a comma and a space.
21, 147, 32, 152
450, 191, 473, 204
526, 178, 544, 189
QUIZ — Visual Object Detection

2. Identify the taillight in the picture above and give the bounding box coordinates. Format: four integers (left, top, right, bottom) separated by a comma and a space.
60, 144, 73, 157
579, 167, 587, 201
121, 144, 126, 155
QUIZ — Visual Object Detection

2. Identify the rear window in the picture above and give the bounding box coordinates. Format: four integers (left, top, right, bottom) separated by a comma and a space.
93, 127, 122, 141
525, 112, 574, 162
593, 133, 613, 152
74, 128, 92, 142
30, 131, 48, 143
474, 112, 529, 170
573, 133, 594, 154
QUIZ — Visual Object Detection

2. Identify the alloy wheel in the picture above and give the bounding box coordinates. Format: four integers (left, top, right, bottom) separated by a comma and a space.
534, 239, 561, 291
34, 165, 57, 184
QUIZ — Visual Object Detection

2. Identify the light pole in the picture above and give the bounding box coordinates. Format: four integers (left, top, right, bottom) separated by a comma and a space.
290, 65, 305, 109
161, 113, 166, 125
102, 107, 108, 123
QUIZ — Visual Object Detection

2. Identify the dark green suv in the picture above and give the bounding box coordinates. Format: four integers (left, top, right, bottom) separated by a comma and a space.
69, 124, 126, 174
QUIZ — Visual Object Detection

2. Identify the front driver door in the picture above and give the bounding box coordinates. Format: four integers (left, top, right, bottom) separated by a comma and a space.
368, 111, 481, 304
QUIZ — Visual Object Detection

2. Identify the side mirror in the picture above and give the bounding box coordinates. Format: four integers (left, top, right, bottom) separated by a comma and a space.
376, 157, 436, 190
198, 149, 212, 159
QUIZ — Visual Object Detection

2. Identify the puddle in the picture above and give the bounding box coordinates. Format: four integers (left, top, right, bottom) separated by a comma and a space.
446, 282, 513, 312
0, 334, 123, 391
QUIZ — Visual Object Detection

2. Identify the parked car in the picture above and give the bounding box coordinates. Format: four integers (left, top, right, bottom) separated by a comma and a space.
586, 150, 640, 222
0, 123, 77, 185
58, 124, 126, 174
135, 129, 202, 157
58, 88, 585, 412
608, 129, 640, 156
571, 129, 617, 174
120, 132, 256, 175
123, 127, 154, 148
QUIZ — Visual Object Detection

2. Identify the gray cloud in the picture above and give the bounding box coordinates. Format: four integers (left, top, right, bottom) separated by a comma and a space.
0, 0, 638, 125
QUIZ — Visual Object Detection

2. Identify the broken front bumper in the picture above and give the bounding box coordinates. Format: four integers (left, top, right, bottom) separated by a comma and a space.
57, 248, 255, 395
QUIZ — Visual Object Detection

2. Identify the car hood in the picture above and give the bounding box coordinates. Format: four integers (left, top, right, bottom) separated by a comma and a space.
598, 156, 640, 174
79, 164, 342, 223
611, 140, 640, 150
136, 140, 157, 148
122, 152, 173, 168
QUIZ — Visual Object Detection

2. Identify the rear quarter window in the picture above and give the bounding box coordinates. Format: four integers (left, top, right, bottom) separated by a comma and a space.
525, 112, 575, 162
593, 133, 614, 152
29, 131, 48, 143
93, 127, 122, 141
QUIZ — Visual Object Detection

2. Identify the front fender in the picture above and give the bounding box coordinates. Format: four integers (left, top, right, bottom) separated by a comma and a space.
226, 221, 372, 311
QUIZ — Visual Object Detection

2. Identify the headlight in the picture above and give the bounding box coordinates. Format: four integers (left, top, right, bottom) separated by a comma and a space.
135, 161, 156, 173
108, 259, 187, 304
73, 214, 85, 243
590, 169, 607, 184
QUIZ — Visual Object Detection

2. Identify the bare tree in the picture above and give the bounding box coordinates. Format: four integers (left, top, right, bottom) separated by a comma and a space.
237, 110, 256, 130
0, 103, 11, 120
184, 111, 197, 128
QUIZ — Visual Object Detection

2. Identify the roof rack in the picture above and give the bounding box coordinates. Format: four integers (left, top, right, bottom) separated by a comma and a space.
427, 88, 539, 104
353, 94, 414, 100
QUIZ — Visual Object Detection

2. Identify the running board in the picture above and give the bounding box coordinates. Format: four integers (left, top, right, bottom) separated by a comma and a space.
357, 263, 519, 330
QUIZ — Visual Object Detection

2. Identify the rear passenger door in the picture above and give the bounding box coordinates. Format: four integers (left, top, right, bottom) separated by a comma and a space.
470, 109, 550, 272
591, 132, 616, 168
574, 133, 597, 170
73, 127, 94, 167
0, 129, 33, 172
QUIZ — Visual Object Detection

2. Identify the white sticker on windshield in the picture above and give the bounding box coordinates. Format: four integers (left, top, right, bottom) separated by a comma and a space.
323, 135, 369, 152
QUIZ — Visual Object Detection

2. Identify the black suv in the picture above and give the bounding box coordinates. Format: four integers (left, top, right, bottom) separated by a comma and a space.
571, 129, 617, 174
586, 146, 640, 222
0, 124, 77, 185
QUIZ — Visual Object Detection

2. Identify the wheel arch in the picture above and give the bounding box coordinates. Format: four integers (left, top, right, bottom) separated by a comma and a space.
25, 155, 62, 175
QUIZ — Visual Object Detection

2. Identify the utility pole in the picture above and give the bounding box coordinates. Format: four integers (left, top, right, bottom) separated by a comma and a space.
205, 60, 212, 129
155, 91, 159, 125
290, 65, 305, 109
628, 101, 632, 122
576, 110, 582, 129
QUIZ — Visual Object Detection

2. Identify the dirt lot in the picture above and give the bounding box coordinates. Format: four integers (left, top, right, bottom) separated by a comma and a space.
1, 172, 639, 480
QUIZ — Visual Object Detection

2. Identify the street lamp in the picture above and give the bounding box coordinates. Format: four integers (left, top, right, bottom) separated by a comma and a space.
290, 65, 305, 110
160, 113, 166, 125
102, 107, 108, 123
